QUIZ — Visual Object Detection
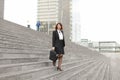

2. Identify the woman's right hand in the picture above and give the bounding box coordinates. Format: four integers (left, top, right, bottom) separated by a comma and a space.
52, 47, 55, 50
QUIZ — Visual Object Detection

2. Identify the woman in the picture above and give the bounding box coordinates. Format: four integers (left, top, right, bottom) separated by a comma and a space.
52, 23, 65, 71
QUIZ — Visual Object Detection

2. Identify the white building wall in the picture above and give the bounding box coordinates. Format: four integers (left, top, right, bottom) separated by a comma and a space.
71, 0, 81, 43
72, 22, 81, 43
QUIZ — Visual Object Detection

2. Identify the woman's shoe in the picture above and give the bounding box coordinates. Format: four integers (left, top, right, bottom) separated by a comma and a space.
57, 67, 63, 71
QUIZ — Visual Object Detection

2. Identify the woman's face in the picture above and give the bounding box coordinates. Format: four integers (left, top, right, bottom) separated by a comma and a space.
57, 24, 62, 30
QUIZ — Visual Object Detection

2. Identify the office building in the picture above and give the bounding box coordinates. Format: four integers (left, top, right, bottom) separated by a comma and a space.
37, 0, 72, 40
0, 0, 4, 19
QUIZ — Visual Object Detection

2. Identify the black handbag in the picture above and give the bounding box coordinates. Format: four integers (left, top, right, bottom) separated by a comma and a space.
49, 50, 57, 61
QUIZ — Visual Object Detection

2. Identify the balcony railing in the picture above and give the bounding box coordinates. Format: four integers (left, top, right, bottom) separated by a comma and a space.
93, 46, 120, 53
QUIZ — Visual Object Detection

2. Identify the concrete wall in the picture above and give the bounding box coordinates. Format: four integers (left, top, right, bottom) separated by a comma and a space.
0, 0, 4, 19
58, 0, 71, 41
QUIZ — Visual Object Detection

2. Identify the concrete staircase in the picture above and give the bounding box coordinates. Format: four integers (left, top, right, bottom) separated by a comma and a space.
0, 19, 112, 80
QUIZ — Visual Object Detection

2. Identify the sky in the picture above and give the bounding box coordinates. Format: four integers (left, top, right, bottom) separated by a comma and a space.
79, 0, 120, 43
4, 0, 37, 30
4, 0, 120, 43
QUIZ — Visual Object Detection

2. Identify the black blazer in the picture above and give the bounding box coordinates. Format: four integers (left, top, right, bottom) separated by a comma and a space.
52, 30, 65, 48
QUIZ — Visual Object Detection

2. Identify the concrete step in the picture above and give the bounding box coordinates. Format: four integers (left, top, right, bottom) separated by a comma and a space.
0, 27, 37, 38
0, 43, 39, 49
98, 64, 109, 80
0, 52, 48, 58
88, 63, 107, 80
0, 48, 49, 53
0, 39, 47, 50
0, 20, 105, 57
84, 62, 106, 80
0, 43, 48, 50
66, 59, 104, 80
0, 57, 48, 65
0, 19, 112, 80
103, 65, 112, 80
0, 58, 95, 80
39, 59, 101, 80
0, 29, 48, 44
0, 37, 47, 45
0, 29, 29, 39
0, 47, 50, 53
66, 42, 103, 54
0, 34, 49, 48
0, 37, 50, 48
0, 58, 89, 75
0, 33, 49, 44
73, 60, 105, 80
109, 65, 113, 80
0, 29, 106, 60
94, 63, 109, 80
0, 35, 50, 48
0, 60, 51, 75
110, 64, 119, 80
66, 48, 109, 62
0, 30, 50, 44
0, 21, 50, 39
0, 24, 42, 38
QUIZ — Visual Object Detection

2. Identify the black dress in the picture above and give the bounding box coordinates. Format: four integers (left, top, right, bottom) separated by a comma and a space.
52, 30, 65, 54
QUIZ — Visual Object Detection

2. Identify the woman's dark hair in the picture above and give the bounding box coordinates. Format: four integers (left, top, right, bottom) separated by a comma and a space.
55, 23, 63, 30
